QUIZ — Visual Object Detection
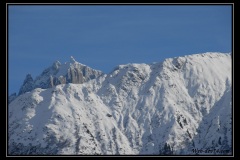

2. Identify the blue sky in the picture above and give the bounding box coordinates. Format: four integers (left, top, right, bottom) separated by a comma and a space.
8, 5, 232, 95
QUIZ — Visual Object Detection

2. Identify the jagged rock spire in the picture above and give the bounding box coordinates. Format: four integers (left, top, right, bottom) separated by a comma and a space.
18, 74, 34, 95
16, 57, 103, 96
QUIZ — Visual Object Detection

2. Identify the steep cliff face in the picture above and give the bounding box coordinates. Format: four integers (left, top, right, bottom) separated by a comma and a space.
8, 52, 232, 155
18, 74, 34, 95
17, 56, 104, 96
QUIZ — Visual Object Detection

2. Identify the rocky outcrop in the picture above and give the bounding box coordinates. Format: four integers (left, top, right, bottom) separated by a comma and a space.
16, 56, 104, 97
18, 74, 34, 95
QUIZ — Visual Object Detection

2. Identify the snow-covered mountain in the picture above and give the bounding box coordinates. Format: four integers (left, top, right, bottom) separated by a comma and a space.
8, 52, 232, 155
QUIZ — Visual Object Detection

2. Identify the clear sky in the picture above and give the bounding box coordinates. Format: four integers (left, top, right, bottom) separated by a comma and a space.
8, 5, 232, 95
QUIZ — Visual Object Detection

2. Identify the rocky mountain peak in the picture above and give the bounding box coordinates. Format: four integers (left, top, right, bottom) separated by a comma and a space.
16, 57, 104, 97
18, 74, 34, 95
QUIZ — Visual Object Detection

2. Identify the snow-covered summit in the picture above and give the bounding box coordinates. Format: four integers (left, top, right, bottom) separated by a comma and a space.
8, 52, 232, 155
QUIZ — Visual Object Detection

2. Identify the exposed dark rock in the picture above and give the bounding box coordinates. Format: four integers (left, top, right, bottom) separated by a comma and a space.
18, 74, 34, 95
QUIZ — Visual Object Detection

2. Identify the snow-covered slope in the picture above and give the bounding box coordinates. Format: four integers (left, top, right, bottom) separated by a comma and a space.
8, 52, 232, 155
